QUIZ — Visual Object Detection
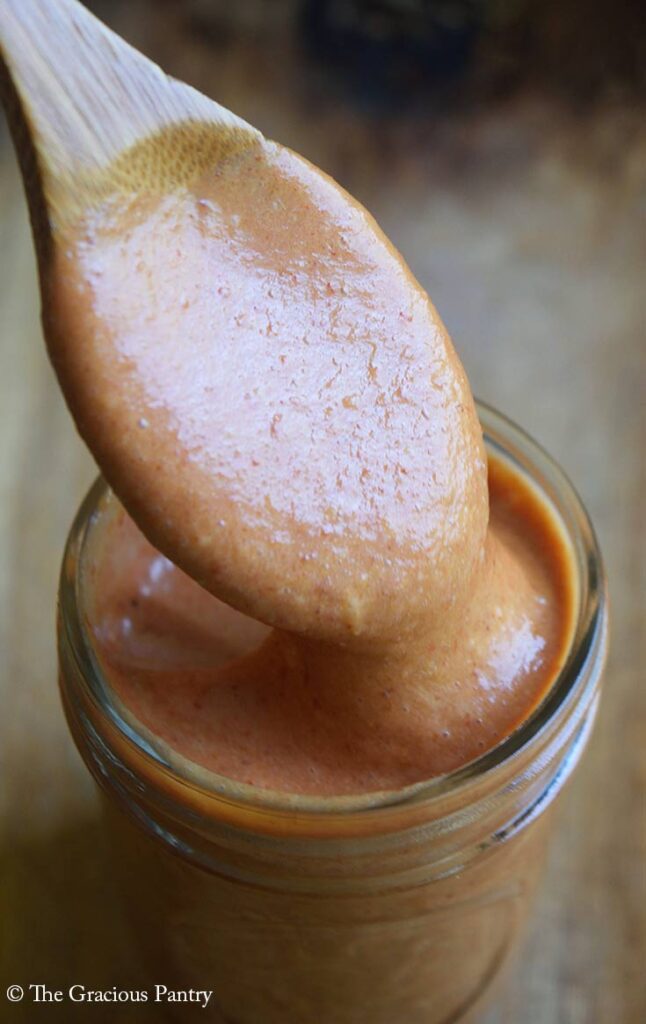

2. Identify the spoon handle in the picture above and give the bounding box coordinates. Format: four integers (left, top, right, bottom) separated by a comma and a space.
0, 0, 256, 229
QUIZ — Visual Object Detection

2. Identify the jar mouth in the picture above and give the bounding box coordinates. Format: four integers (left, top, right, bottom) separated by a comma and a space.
59, 401, 608, 821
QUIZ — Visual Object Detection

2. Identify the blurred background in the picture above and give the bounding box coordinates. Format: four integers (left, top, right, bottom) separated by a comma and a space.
1, 2, 644, 1022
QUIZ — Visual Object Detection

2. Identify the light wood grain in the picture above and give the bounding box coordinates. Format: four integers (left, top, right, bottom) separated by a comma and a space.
0, 4, 644, 1022
0, 0, 256, 229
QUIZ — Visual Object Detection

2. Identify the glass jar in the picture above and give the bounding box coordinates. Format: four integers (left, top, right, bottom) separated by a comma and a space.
57, 403, 608, 1024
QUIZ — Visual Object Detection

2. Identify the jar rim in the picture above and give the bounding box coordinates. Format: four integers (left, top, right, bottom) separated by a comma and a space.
58, 401, 608, 824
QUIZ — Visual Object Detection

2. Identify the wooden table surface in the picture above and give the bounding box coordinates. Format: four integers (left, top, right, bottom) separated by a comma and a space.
1, 3, 644, 1022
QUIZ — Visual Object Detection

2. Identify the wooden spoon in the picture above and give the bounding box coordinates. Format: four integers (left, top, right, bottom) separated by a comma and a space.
0, 0, 488, 647
0, 0, 259, 245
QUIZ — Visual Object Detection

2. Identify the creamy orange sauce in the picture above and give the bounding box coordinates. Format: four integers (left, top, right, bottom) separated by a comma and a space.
46, 136, 487, 645
87, 457, 574, 795
45, 128, 575, 796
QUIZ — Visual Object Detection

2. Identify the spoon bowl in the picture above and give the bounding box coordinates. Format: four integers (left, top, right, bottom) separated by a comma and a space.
0, 0, 489, 646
